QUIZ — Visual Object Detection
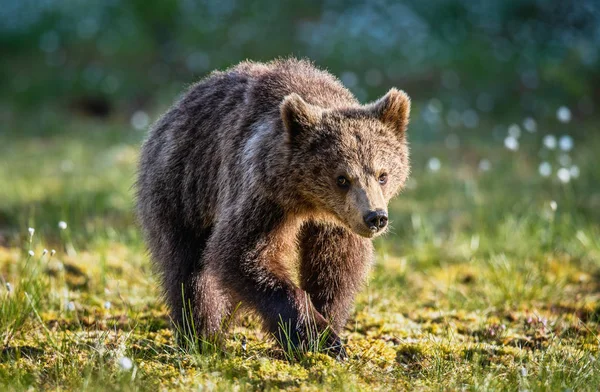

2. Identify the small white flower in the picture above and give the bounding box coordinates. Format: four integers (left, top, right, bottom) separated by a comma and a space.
5, 282, 12, 293
58, 221, 68, 230
67, 301, 76, 311
478, 159, 491, 172
543, 135, 557, 150
504, 136, 519, 151
557, 168, 571, 183
523, 117, 536, 133
28, 250, 35, 257
42, 249, 48, 256
539, 162, 552, 177
569, 165, 580, 178
508, 124, 521, 138
427, 157, 441, 172
103, 301, 112, 310
558, 135, 573, 151
28, 227, 35, 237
117, 356, 133, 371
520, 366, 528, 377
50, 249, 56, 256
556, 106, 571, 123
550, 201, 557, 211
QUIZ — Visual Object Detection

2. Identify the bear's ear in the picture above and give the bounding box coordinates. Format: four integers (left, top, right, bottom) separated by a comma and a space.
280, 93, 322, 139
368, 88, 411, 136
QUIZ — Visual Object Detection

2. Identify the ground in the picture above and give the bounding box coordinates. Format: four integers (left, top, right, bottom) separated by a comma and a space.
1, 114, 599, 391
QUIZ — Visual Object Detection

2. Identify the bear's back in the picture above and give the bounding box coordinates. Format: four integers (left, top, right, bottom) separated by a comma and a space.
228, 58, 359, 119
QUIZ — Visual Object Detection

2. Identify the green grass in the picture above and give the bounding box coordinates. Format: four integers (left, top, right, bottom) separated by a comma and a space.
1, 114, 599, 391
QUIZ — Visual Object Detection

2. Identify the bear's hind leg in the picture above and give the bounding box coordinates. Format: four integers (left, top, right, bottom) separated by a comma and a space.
157, 227, 231, 346
181, 262, 232, 347
298, 222, 374, 332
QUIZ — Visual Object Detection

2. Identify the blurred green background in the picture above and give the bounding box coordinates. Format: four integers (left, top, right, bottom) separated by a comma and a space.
1, 0, 598, 132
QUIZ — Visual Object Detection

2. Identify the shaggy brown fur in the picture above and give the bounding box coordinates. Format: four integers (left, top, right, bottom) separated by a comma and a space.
136, 58, 410, 358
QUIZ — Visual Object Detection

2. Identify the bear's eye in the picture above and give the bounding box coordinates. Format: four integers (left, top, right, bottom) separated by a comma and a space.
378, 173, 388, 185
336, 176, 350, 188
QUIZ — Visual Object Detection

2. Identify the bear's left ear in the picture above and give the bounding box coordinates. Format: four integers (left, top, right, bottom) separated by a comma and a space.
368, 88, 411, 136
280, 93, 323, 140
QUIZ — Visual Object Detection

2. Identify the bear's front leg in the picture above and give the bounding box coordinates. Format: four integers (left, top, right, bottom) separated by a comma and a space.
202, 202, 345, 358
299, 221, 374, 333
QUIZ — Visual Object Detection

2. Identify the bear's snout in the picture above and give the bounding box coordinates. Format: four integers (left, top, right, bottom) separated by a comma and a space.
363, 209, 388, 233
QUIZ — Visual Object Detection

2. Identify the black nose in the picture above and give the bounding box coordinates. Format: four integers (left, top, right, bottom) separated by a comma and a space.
364, 210, 388, 232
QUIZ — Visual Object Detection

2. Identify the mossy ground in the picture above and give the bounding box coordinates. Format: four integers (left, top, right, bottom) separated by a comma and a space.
1, 116, 599, 391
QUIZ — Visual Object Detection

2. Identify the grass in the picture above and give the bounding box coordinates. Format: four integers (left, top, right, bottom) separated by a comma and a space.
1, 112, 599, 391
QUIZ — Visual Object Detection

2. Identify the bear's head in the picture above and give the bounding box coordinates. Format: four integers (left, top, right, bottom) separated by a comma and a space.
281, 89, 411, 238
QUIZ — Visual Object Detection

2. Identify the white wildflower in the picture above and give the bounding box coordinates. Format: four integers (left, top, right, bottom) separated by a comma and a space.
117, 356, 133, 371
58, 221, 68, 230
556, 106, 571, 123
103, 301, 112, 310
558, 135, 573, 151
427, 157, 441, 172
538, 162, 552, 177
550, 201, 557, 211
557, 168, 571, 183
543, 135, 557, 150
523, 117, 536, 133
504, 136, 519, 151
28, 227, 35, 237
28, 250, 34, 257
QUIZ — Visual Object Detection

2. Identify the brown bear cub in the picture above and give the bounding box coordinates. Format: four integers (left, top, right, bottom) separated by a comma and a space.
136, 58, 410, 358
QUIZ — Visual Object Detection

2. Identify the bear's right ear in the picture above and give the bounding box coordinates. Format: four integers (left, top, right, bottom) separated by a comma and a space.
368, 88, 411, 137
280, 93, 322, 140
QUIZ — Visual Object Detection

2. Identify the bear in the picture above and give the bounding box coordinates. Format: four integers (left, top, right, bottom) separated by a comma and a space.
136, 58, 410, 358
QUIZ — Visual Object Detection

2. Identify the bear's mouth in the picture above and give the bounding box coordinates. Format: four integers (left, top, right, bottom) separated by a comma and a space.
357, 227, 385, 239
326, 210, 382, 238
344, 218, 382, 239
352, 217, 390, 238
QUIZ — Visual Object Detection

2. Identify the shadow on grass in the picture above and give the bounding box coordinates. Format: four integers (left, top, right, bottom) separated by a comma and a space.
1, 346, 45, 361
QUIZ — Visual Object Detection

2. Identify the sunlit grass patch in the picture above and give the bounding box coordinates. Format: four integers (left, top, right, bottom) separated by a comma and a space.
1, 118, 599, 390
